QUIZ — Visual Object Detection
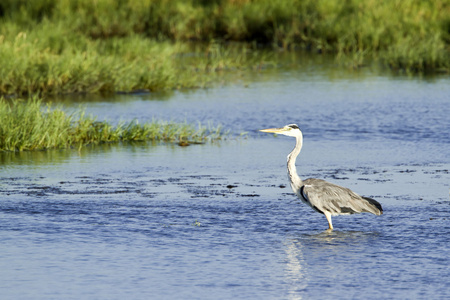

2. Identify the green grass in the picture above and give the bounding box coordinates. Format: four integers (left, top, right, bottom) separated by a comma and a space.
0, 0, 448, 97
0, 29, 271, 96
0, 0, 447, 152
0, 98, 226, 152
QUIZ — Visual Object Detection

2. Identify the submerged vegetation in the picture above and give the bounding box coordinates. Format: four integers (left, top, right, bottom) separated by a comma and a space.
0, 99, 225, 152
0, 0, 448, 97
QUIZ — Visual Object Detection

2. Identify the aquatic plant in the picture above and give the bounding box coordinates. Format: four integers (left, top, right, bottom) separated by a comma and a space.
192, 220, 202, 227
0, 98, 226, 152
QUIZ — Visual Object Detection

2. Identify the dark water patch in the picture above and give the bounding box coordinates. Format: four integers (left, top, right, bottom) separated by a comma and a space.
0, 174, 265, 201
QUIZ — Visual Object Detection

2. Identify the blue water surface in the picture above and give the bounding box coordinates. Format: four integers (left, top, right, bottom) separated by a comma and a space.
1, 60, 449, 299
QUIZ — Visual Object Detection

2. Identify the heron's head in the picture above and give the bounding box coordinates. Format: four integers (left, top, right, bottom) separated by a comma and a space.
259, 124, 302, 137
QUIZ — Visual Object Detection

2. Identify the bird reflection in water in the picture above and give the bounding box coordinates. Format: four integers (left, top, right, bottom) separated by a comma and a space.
283, 230, 380, 299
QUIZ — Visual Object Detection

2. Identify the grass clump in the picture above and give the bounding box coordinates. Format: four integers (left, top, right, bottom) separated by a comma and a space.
0, 98, 225, 152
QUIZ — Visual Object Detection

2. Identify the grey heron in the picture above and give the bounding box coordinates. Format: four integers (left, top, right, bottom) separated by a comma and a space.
260, 124, 383, 230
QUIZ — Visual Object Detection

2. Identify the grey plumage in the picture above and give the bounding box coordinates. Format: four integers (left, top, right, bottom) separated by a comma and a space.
260, 124, 383, 230
300, 178, 383, 216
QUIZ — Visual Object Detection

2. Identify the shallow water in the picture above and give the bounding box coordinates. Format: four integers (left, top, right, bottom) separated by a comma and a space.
1, 61, 450, 299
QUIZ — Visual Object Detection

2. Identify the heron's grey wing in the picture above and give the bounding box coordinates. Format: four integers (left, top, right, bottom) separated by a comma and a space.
302, 178, 383, 216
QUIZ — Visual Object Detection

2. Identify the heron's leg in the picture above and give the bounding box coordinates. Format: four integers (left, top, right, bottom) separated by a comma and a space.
324, 211, 333, 230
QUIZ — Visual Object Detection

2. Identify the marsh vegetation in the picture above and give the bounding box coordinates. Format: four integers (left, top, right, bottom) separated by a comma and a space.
0, 0, 448, 151
0, 0, 448, 97
0, 99, 225, 151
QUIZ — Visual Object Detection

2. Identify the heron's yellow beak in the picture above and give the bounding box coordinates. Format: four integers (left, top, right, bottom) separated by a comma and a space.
259, 127, 286, 134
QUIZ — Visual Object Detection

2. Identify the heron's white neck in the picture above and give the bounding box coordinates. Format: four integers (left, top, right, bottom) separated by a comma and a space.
287, 133, 304, 192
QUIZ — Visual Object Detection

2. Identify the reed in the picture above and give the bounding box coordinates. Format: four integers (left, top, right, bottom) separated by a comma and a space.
0, 98, 226, 152
0, 27, 272, 96
0, 0, 448, 97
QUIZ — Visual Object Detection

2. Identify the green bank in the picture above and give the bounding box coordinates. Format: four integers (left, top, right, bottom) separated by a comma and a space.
0, 0, 448, 97
0, 99, 225, 152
